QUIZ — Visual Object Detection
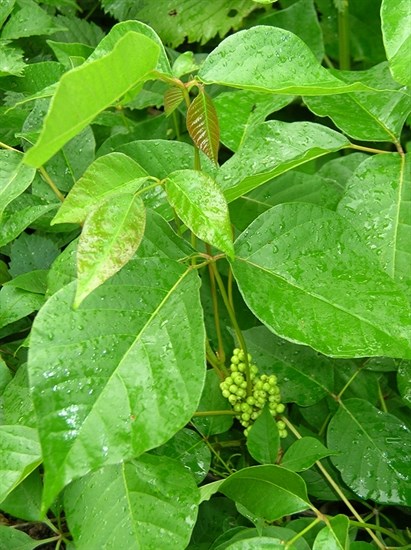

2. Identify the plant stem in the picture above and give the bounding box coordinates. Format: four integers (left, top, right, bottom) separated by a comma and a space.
206, 339, 228, 378
336, 363, 365, 400
211, 262, 252, 396
350, 144, 390, 155
378, 380, 388, 413
193, 410, 236, 416
285, 517, 321, 548
39, 166, 65, 202
0, 140, 19, 151
338, 0, 350, 70
206, 244, 226, 363
348, 520, 407, 546
282, 416, 387, 550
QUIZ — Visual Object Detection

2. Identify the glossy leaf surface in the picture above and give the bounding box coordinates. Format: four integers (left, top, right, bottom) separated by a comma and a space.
64, 455, 199, 549
75, 193, 146, 307
231, 203, 411, 358
24, 32, 160, 167
313, 514, 349, 550
28, 257, 205, 510
199, 26, 375, 95
0, 150, 36, 218
52, 152, 149, 225
304, 63, 411, 141
337, 153, 411, 300
219, 465, 311, 521
166, 169, 234, 257
328, 398, 411, 505
397, 361, 411, 407
381, 0, 411, 86
0, 426, 41, 503
217, 121, 349, 203
187, 89, 220, 163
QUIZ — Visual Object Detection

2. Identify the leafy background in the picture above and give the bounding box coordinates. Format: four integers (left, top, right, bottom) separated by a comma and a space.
0, 0, 410, 549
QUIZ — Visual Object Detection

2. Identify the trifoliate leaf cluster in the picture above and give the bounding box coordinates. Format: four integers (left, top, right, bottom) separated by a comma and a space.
220, 348, 287, 438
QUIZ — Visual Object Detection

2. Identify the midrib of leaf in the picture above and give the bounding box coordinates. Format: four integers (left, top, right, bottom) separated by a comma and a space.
339, 401, 407, 480
237, 257, 406, 345
61, 266, 193, 467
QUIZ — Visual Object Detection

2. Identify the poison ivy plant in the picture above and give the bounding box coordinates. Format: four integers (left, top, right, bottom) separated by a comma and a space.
0, 1, 410, 548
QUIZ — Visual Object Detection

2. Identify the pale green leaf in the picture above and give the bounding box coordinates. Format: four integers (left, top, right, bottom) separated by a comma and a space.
75, 193, 146, 307
328, 398, 411, 505
304, 63, 411, 142
52, 152, 149, 225
64, 455, 199, 549
227, 538, 285, 549
397, 361, 411, 407
381, 0, 411, 86
166, 169, 234, 257
46, 41, 94, 68
0, 286, 45, 330
0, 40, 26, 76
0, 150, 36, 218
24, 32, 160, 167
0, 0, 14, 28
0, 470, 42, 521
313, 514, 349, 550
0, 526, 41, 550
192, 369, 233, 436
337, 153, 411, 300
231, 203, 411, 358
199, 26, 376, 95
28, 257, 205, 510
217, 121, 350, 203
1, 0, 63, 39
219, 465, 310, 521
0, 426, 41, 503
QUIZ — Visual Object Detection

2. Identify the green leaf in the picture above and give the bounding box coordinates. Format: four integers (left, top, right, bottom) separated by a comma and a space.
337, 153, 411, 301
0, 40, 26, 76
231, 203, 411, 359
243, 326, 334, 406
101, 0, 258, 48
0, 526, 40, 550
4, 270, 47, 294
1, 0, 63, 39
192, 369, 233, 436
0, 286, 45, 330
381, 0, 411, 86
199, 26, 376, 95
246, 405, 280, 464
0, 150, 36, 218
304, 63, 411, 142
64, 455, 199, 549
0, 425, 41, 503
0, 0, 14, 28
46, 41, 94, 68
226, 538, 285, 549
24, 32, 160, 167
9, 233, 59, 277
75, 193, 146, 308
28, 257, 205, 510
328, 398, 411, 505
86, 20, 171, 75
0, 195, 57, 247
219, 465, 311, 521
187, 89, 220, 164
397, 361, 411, 408
214, 89, 293, 152
259, 0, 324, 61
0, 364, 36, 428
172, 51, 198, 78
0, 469, 42, 521
313, 514, 349, 550
281, 437, 336, 472
151, 428, 211, 484
217, 121, 350, 203
52, 152, 149, 225
166, 169, 234, 257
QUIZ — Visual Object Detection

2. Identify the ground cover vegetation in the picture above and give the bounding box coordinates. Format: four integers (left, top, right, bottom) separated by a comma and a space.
0, 0, 410, 548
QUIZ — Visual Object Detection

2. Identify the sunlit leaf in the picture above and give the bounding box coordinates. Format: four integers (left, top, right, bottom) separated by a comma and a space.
0, 150, 36, 218
381, 0, 411, 86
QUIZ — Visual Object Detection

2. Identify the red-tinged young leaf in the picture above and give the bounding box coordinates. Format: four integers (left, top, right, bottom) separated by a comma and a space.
164, 87, 184, 117
75, 193, 146, 307
187, 89, 220, 164
219, 465, 311, 521
166, 169, 234, 258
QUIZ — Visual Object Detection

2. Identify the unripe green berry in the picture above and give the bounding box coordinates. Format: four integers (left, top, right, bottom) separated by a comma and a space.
225, 377, 233, 386
269, 375, 277, 385
234, 403, 242, 412
231, 355, 240, 365
234, 374, 244, 385
222, 389, 230, 398
228, 394, 237, 405
277, 420, 286, 430
241, 412, 250, 422
229, 384, 237, 394
246, 396, 256, 406
263, 382, 271, 392
276, 403, 285, 414
279, 429, 288, 439
238, 362, 246, 372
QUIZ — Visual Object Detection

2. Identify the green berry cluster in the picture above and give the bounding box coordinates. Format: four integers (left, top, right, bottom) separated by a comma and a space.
220, 348, 287, 438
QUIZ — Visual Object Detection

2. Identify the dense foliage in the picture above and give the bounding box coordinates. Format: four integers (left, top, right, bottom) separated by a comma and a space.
0, 0, 410, 548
